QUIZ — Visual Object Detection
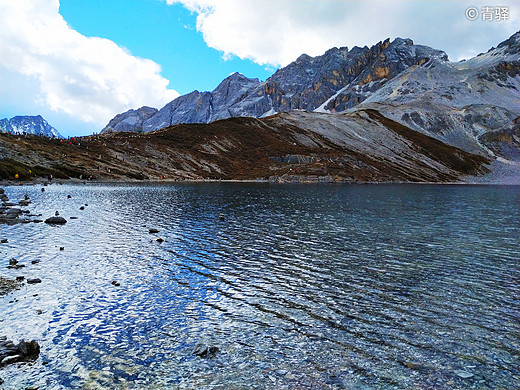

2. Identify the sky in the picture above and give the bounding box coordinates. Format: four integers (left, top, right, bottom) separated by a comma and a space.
0, 0, 518, 137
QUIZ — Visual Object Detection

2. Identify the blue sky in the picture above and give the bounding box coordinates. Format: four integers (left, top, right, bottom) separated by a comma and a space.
59, 0, 274, 95
0, 0, 518, 137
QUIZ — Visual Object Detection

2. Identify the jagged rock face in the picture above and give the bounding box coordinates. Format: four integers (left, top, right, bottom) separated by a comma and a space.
103, 37, 448, 133
101, 106, 158, 133
257, 37, 447, 114
143, 73, 259, 132
0, 115, 62, 138
359, 31, 520, 161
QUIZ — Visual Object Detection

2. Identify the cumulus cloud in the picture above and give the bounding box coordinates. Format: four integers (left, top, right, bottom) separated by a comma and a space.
168, 0, 519, 66
0, 0, 179, 127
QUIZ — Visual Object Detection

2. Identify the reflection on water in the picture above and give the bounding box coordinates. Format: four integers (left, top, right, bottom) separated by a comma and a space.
1, 183, 519, 389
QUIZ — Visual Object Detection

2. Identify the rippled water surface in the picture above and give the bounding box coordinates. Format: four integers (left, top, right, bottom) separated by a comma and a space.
1, 183, 519, 389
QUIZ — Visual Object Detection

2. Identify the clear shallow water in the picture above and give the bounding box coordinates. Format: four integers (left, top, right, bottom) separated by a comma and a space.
0, 183, 519, 389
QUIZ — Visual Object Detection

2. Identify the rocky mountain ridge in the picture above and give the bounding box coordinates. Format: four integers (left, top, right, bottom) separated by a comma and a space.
0, 115, 62, 138
103, 36, 449, 133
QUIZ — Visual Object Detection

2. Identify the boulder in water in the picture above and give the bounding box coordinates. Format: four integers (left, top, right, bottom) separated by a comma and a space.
44, 216, 67, 225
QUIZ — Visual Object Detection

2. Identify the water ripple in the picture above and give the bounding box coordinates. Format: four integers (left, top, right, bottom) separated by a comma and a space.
0, 183, 519, 389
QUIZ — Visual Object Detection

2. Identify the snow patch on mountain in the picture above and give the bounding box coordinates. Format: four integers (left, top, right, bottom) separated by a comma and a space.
0, 115, 62, 138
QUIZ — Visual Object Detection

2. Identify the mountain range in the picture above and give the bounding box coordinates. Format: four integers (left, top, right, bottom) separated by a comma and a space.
99, 31, 519, 182
0, 32, 518, 184
0, 115, 62, 138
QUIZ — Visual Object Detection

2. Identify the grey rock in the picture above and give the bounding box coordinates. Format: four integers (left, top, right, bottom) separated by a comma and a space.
101, 106, 158, 133
27, 278, 42, 284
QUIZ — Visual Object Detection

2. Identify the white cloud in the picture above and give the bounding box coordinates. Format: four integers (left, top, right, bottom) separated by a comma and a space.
0, 0, 179, 128
169, 0, 520, 66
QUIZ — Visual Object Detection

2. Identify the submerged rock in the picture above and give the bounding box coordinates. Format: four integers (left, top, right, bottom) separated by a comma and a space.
193, 344, 219, 358
149, 228, 159, 234
455, 370, 474, 378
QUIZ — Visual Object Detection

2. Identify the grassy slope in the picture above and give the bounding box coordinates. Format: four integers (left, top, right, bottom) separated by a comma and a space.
0, 111, 489, 183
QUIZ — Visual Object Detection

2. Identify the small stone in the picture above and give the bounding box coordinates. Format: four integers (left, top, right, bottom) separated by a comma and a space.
31, 260, 40, 264
156, 238, 164, 243
70, 216, 78, 219
1, 239, 7, 243
79, 206, 85, 210
9, 258, 18, 266
455, 370, 474, 379
193, 344, 219, 357
16, 276, 24, 282
7, 264, 25, 269
111, 280, 120, 286
41, 188, 45, 192
1, 355, 21, 365
55, 211, 60, 216
60, 247, 64, 251
27, 278, 42, 284
36, 310, 43, 315
149, 228, 159, 234
67, 195, 72, 199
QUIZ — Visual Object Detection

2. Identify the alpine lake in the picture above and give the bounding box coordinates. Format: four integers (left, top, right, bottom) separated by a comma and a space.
1, 182, 518, 389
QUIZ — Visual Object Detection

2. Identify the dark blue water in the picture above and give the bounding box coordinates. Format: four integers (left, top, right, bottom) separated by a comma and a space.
1, 183, 519, 389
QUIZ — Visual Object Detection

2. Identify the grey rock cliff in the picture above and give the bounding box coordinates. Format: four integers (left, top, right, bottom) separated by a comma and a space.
101, 106, 158, 133
103, 36, 448, 133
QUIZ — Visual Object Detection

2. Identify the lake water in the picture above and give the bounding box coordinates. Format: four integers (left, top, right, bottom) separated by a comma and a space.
0, 183, 519, 389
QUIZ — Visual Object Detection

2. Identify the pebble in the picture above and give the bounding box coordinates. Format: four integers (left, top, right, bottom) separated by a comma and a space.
79, 206, 85, 210
455, 370, 474, 378
0, 239, 7, 243
149, 228, 159, 234
156, 238, 164, 243
111, 280, 120, 287
27, 278, 42, 284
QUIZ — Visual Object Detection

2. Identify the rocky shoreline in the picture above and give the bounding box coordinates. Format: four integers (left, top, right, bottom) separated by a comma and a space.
0, 186, 45, 385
